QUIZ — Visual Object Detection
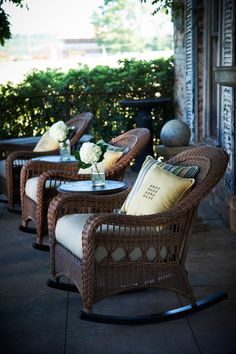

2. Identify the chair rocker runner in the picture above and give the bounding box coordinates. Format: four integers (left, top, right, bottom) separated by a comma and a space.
47, 146, 229, 324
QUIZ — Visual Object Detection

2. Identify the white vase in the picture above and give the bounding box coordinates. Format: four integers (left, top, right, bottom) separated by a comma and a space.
91, 161, 105, 187
59, 139, 71, 161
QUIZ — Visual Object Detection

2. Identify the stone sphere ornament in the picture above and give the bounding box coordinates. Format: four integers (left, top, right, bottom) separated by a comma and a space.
160, 119, 191, 147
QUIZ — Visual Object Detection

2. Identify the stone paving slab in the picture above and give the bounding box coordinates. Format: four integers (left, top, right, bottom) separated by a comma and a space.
65, 289, 200, 353
2, 330, 65, 354
65, 321, 200, 354
186, 287, 236, 354
186, 228, 236, 287
0, 292, 67, 335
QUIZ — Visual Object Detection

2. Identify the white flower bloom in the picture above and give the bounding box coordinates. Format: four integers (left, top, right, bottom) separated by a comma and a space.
80, 142, 102, 164
49, 121, 69, 142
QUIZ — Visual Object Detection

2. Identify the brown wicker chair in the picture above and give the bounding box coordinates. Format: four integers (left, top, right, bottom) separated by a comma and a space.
20, 128, 151, 251
47, 146, 229, 324
1, 112, 93, 211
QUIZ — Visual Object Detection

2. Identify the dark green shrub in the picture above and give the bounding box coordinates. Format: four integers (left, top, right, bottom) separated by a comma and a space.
0, 57, 174, 143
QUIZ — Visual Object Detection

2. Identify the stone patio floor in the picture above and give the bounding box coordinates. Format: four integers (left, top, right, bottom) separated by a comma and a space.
0, 169, 236, 354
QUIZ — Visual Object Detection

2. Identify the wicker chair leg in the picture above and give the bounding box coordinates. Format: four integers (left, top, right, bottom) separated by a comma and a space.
32, 242, 50, 252
80, 291, 227, 325
19, 225, 36, 234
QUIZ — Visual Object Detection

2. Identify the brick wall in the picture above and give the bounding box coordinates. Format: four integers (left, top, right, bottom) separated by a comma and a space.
197, 1, 204, 143
173, 0, 233, 226
173, 4, 186, 119
173, 0, 204, 137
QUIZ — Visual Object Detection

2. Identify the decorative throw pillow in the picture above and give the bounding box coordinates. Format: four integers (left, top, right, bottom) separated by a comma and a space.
33, 131, 59, 152
120, 155, 197, 215
157, 160, 199, 178
103, 150, 123, 170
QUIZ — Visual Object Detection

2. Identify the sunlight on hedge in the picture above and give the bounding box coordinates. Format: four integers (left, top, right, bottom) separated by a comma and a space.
0, 57, 174, 142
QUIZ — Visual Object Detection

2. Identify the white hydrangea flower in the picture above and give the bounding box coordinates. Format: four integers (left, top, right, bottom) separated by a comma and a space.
49, 121, 69, 142
80, 142, 102, 164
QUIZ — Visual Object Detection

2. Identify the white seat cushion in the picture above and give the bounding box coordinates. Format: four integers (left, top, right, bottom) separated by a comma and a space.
25, 177, 61, 203
55, 214, 171, 262
0, 160, 6, 178
56, 214, 92, 259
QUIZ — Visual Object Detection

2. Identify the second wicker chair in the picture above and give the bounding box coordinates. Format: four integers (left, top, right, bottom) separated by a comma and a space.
20, 128, 151, 251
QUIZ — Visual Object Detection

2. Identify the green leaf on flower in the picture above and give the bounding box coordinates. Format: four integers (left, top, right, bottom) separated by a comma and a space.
97, 142, 108, 163
79, 161, 92, 169
74, 150, 80, 161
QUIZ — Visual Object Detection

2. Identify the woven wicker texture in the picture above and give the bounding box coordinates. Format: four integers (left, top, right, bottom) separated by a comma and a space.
3, 112, 93, 209
20, 128, 151, 245
47, 146, 228, 313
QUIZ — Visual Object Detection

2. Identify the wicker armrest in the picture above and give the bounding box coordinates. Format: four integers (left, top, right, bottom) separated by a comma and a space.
37, 169, 90, 184
35, 169, 90, 215
82, 207, 193, 234
21, 158, 78, 183
20, 159, 79, 201
48, 189, 131, 237
36, 166, 133, 194
7, 149, 59, 163
6, 150, 59, 179
0, 144, 34, 159
48, 188, 196, 245
35, 169, 92, 205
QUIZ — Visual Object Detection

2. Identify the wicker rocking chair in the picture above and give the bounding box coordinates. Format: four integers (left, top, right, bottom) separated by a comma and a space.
20, 128, 151, 251
47, 146, 228, 324
0, 112, 93, 211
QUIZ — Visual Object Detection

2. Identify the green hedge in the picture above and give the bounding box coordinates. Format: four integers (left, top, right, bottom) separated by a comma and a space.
0, 57, 174, 143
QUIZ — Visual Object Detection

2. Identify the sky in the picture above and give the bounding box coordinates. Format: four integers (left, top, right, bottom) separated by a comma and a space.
2, 0, 173, 39
2, 0, 104, 38
0, 0, 173, 83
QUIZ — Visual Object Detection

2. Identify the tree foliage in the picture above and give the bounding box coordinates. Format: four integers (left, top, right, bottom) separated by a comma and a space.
0, 0, 27, 46
92, 0, 145, 53
92, 0, 173, 53
139, 0, 182, 15
103, 0, 181, 15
